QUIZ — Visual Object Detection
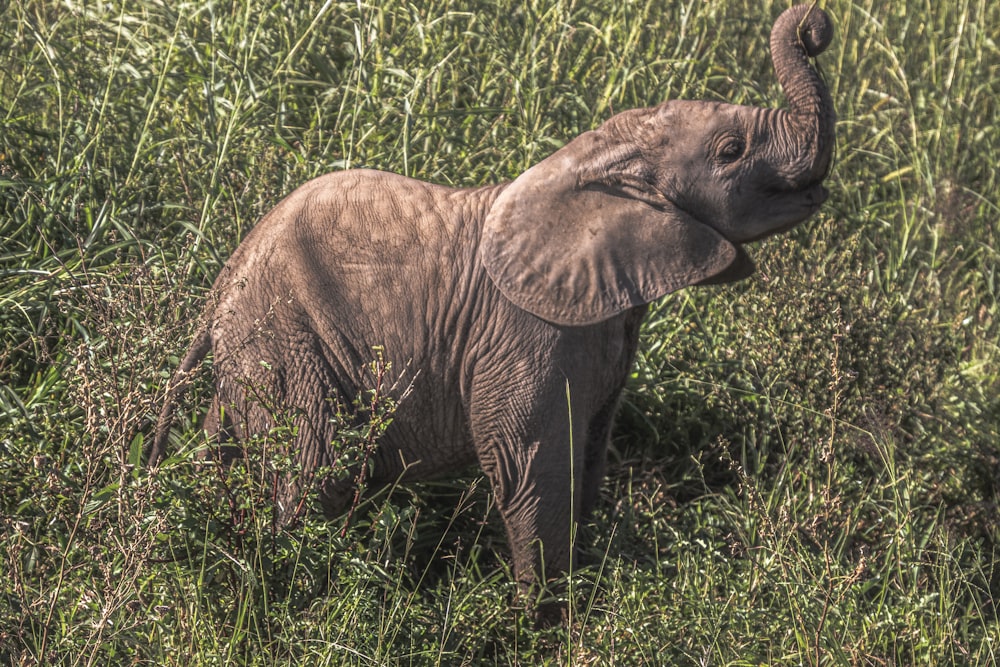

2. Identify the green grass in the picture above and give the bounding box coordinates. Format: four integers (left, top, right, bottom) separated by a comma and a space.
2, 0, 998, 663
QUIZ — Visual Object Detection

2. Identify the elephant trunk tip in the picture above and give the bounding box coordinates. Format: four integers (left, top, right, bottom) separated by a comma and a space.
800, 7, 834, 57
774, 5, 834, 59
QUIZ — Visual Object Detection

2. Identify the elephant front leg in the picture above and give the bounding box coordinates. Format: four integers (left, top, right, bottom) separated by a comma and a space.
580, 392, 621, 521
471, 390, 588, 625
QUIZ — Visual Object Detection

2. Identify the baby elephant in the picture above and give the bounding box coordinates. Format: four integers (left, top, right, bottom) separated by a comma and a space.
152, 5, 835, 621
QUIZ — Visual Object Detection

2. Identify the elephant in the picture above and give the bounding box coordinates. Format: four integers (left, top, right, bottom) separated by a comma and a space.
151, 4, 835, 621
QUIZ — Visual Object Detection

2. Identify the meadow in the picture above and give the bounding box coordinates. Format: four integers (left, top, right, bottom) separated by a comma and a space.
1, 0, 998, 663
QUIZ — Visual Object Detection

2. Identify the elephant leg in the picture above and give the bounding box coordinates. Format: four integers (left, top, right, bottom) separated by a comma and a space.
231, 395, 351, 527
470, 373, 589, 624
274, 385, 361, 524
580, 389, 625, 520
210, 350, 352, 524
310, 403, 364, 520
288, 358, 363, 522
580, 308, 643, 520
201, 393, 244, 465
489, 438, 585, 626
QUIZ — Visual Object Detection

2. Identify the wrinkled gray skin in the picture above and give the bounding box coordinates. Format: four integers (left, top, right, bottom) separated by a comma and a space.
151, 5, 835, 621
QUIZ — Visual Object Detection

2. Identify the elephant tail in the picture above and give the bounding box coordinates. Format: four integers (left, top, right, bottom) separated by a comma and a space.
147, 326, 212, 466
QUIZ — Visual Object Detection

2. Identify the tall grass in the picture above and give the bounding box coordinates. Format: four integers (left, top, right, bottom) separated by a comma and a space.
2, 0, 998, 663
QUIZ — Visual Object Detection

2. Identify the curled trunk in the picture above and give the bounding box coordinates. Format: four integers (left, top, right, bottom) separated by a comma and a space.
769, 4, 836, 187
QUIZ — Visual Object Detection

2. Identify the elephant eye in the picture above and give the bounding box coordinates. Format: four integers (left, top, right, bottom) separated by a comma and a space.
716, 135, 746, 163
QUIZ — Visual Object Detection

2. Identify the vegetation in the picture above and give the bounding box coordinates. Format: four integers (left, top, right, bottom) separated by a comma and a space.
2, 0, 997, 663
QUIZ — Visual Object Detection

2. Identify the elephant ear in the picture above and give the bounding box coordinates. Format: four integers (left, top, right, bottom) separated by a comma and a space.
481, 130, 754, 326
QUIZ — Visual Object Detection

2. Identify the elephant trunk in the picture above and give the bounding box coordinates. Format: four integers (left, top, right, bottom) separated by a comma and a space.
769, 4, 835, 188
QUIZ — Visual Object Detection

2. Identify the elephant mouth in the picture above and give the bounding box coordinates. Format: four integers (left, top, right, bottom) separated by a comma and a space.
738, 182, 829, 244
713, 182, 830, 245
654, 181, 827, 246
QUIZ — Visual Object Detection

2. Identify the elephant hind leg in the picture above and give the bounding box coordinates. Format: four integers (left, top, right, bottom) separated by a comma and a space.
306, 397, 383, 521
276, 365, 375, 523
200, 393, 244, 465
316, 472, 360, 518
208, 336, 370, 524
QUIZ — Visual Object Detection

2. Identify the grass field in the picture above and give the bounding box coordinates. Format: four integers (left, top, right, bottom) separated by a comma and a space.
2, 0, 998, 663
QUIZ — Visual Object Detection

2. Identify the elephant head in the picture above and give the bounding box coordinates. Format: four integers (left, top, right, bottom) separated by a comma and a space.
482, 4, 835, 326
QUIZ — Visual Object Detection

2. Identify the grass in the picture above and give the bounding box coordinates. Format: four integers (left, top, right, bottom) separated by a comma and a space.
2, 0, 998, 663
